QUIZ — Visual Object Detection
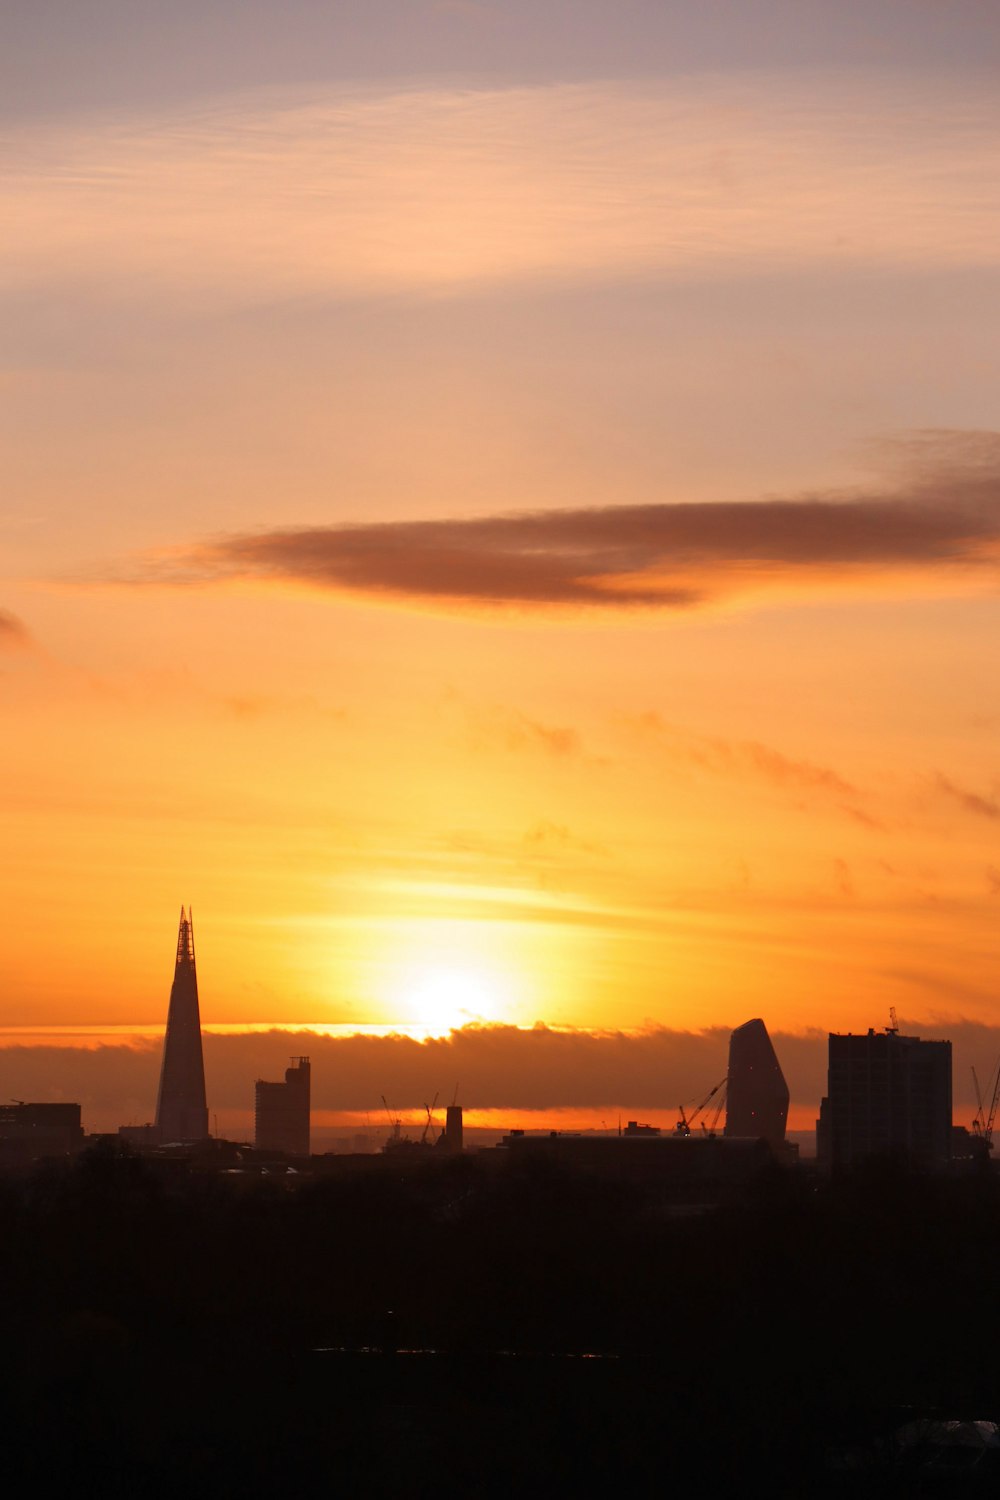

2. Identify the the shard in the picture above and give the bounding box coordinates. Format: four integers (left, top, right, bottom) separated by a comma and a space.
155, 907, 209, 1142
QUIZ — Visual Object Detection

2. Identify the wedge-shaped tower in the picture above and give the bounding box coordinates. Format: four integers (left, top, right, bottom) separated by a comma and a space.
155, 907, 209, 1142
724, 1017, 789, 1149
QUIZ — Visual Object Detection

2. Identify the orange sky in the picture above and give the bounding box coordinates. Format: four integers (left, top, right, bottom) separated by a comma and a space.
3, 2, 1000, 1123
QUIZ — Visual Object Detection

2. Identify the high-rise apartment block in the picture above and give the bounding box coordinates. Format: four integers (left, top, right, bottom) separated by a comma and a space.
255, 1057, 311, 1156
155, 907, 209, 1142
817, 1026, 952, 1170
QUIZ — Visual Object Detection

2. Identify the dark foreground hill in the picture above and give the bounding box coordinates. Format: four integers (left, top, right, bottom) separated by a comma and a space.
1, 1142, 998, 1496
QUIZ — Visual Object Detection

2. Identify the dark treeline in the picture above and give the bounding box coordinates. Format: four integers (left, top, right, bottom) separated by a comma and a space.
1, 1144, 998, 1495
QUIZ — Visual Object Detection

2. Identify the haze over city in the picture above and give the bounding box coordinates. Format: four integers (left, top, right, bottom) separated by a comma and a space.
4, 0, 1000, 1142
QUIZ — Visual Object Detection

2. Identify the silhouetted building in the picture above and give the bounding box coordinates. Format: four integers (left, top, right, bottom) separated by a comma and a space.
155, 907, 209, 1143
497, 1130, 771, 1192
817, 1026, 952, 1171
255, 1056, 310, 1155
724, 1018, 789, 1149
0, 1102, 84, 1160
950, 1124, 991, 1174
444, 1104, 463, 1153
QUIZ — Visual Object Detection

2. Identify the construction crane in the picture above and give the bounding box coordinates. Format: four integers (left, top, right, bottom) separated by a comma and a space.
972, 1059, 1000, 1149
421, 1091, 440, 1145
381, 1094, 402, 1147
972, 1067, 986, 1136
675, 1076, 728, 1137
701, 1078, 729, 1137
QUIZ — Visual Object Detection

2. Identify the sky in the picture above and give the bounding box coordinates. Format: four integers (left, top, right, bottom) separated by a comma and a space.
3, 0, 1000, 1131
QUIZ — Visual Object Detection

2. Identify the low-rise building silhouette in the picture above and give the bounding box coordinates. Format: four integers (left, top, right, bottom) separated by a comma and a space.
497, 1129, 772, 1191
817, 1024, 952, 1170
118, 1123, 160, 1148
255, 1056, 311, 1156
0, 1102, 84, 1161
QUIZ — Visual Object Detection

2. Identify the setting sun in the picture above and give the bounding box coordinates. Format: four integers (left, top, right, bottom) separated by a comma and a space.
396, 963, 506, 1036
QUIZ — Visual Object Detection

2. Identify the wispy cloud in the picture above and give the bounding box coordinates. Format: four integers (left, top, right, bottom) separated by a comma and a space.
839, 804, 887, 833
935, 773, 1000, 822
140, 430, 1000, 613
522, 821, 607, 858
217, 692, 346, 723
629, 711, 886, 830
6, 72, 1000, 302
0, 609, 31, 649
688, 735, 857, 797
471, 706, 585, 757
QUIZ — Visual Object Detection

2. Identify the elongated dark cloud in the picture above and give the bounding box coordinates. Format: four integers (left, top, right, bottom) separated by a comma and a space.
164, 434, 1000, 612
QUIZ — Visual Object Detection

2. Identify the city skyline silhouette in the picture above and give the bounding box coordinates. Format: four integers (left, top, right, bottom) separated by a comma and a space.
3, 4, 998, 1486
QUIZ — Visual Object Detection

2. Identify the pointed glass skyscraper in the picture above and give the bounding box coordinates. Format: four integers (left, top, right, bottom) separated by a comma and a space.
155, 907, 209, 1142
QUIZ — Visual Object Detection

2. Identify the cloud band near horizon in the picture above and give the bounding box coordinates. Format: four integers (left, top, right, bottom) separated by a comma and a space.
0, 1020, 993, 1134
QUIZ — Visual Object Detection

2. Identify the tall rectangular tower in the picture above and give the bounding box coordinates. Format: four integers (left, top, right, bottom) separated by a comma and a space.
155, 907, 209, 1143
817, 1026, 952, 1170
255, 1057, 311, 1156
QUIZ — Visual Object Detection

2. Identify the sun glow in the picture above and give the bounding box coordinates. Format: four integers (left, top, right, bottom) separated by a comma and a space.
398, 963, 505, 1036
366, 914, 542, 1034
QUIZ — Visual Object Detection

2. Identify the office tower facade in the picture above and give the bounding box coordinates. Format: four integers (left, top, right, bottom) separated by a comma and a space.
817, 1026, 952, 1171
255, 1056, 311, 1155
155, 907, 209, 1142
724, 1017, 790, 1149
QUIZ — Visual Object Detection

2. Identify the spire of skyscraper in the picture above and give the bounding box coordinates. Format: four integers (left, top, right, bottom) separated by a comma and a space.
155, 906, 209, 1143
